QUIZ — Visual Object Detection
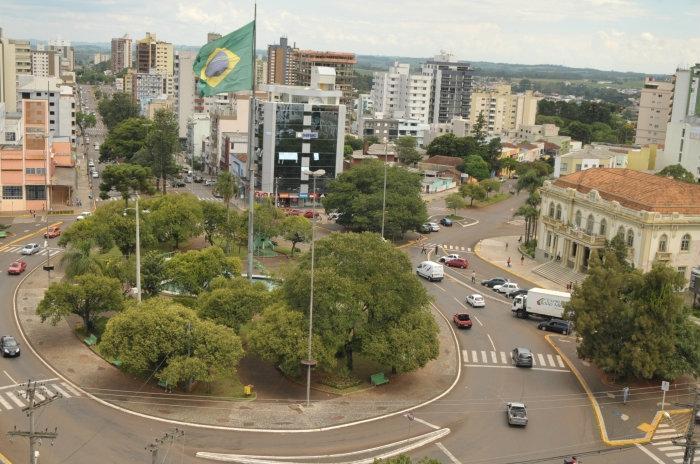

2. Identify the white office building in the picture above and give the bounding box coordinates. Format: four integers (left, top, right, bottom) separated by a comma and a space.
371, 62, 431, 124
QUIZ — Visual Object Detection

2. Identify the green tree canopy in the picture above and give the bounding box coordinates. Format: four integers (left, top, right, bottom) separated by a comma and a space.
165, 246, 242, 295
99, 163, 154, 207
141, 250, 167, 297
444, 192, 466, 215
322, 160, 427, 239
462, 155, 490, 181
198, 279, 272, 331
37, 275, 123, 332
201, 200, 227, 246
215, 171, 238, 210
76, 111, 96, 138
345, 135, 364, 151
98, 92, 141, 130
147, 193, 203, 249
134, 109, 179, 193
459, 183, 487, 206
396, 136, 422, 165
99, 117, 149, 162
281, 214, 312, 255
657, 164, 697, 184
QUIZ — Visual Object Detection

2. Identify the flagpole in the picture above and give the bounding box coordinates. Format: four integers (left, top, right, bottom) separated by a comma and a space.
246, 2, 257, 282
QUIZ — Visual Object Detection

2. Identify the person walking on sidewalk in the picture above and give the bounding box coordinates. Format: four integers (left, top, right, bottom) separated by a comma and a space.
507, 257, 512, 268
471, 271, 476, 283
520, 254, 524, 265
421, 245, 427, 254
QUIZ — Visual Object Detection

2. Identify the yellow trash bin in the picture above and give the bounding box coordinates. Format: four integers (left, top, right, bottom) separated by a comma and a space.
244, 384, 254, 396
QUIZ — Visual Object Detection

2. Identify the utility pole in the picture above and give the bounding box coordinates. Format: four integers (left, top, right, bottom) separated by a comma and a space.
7, 380, 60, 464
673, 387, 699, 464
145, 428, 184, 464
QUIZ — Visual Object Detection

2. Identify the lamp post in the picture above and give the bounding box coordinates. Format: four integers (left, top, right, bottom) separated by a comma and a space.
124, 194, 142, 303
380, 141, 389, 239
301, 167, 325, 407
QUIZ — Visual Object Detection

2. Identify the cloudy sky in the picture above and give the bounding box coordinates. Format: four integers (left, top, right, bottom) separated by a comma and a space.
2, 0, 699, 74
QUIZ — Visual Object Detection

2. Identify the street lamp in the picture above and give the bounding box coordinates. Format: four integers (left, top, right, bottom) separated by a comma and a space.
123, 194, 143, 303
380, 142, 389, 239
301, 167, 325, 407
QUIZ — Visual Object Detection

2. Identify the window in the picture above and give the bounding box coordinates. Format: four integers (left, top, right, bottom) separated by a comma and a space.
548, 202, 555, 218
599, 219, 607, 236
586, 214, 594, 234
25, 167, 47, 175
555, 204, 562, 220
5, 132, 16, 142
658, 234, 668, 252
678, 266, 687, 279
547, 232, 552, 247
25, 185, 46, 200
575, 210, 582, 228
681, 234, 690, 252
2, 186, 23, 199
626, 229, 634, 247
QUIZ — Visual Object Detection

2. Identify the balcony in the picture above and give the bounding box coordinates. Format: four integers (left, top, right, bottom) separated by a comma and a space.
541, 216, 606, 247
655, 251, 672, 262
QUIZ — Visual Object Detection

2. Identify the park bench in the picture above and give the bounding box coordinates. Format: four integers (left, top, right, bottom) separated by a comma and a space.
370, 372, 389, 386
83, 334, 97, 346
158, 379, 172, 392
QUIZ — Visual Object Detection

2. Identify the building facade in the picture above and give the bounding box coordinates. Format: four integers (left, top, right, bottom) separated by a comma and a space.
46, 39, 74, 73
111, 34, 132, 73
255, 57, 268, 87
132, 71, 166, 116
371, 62, 432, 124
635, 77, 673, 146
537, 169, 700, 283
30, 50, 60, 78
421, 53, 473, 124
136, 33, 173, 79
17, 76, 77, 145
10, 39, 31, 75
174, 51, 196, 138
469, 84, 538, 135
267, 37, 297, 85
0, 30, 17, 111
186, 113, 211, 164
294, 50, 356, 107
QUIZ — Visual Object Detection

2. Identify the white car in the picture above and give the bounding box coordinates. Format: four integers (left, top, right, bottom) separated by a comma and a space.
494, 282, 520, 295
466, 294, 485, 308
428, 222, 440, 232
438, 253, 460, 263
92, 171, 99, 178
21, 243, 40, 255
76, 211, 92, 220
88, 161, 95, 168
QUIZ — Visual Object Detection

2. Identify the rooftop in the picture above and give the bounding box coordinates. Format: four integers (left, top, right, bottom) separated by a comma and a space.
553, 168, 700, 214
560, 145, 618, 160
426, 155, 463, 167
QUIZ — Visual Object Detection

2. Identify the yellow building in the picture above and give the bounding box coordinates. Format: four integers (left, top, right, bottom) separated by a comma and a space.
469, 84, 539, 135
626, 144, 657, 171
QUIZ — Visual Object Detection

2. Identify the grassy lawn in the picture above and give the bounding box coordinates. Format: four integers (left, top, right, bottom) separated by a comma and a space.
473, 192, 510, 208
191, 374, 250, 399
447, 214, 464, 220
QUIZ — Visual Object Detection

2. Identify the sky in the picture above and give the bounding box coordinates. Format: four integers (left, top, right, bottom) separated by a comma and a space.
2, 0, 700, 74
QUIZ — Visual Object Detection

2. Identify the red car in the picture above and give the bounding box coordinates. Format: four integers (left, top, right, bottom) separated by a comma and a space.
8, 260, 27, 275
284, 208, 303, 216
303, 210, 320, 219
453, 313, 472, 329
445, 257, 469, 269
44, 226, 61, 238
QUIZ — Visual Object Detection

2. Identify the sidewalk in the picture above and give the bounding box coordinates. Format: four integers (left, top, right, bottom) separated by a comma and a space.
474, 235, 568, 291
548, 334, 694, 444
16, 263, 458, 430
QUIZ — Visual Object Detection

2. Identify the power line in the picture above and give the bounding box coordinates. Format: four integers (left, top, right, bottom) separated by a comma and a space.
145, 428, 184, 464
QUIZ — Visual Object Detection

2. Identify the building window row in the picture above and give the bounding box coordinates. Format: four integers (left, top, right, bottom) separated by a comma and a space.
2, 186, 23, 199
25, 167, 47, 175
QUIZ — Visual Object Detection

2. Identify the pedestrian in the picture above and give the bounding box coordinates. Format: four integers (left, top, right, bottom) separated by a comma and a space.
505, 242, 509, 250
622, 386, 629, 405
569, 281, 573, 291
471, 271, 476, 283
520, 255, 524, 265
434, 244, 439, 255
31, 210, 36, 219
421, 245, 426, 254
518, 236, 522, 243
507, 257, 512, 268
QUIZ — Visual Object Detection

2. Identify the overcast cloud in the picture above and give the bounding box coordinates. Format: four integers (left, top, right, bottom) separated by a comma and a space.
2, 0, 698, 73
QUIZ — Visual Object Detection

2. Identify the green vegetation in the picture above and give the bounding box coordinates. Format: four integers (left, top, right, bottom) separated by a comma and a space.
657, 164, 697, 184
165, 247, 241, 295
396, 136, 421, 165
444, 192, 466, 215
459, 183, 486, 206
516, 78, 638, 106
537, 100, 635, 144
99, 117, 149, 162
567, 242, 700, 381
76, 111, 97, 138
98, 163, 154, 207
135, 109, 180, 194
425, 116, 502, 173
280, 215, 312, 256
98, 92, 141, 131
76, 60, 113, 84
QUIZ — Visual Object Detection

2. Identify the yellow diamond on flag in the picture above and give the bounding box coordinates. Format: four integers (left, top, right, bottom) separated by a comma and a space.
200, 48, 241, 88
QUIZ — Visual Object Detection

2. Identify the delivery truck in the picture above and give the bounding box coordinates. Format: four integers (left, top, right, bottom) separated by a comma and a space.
512, 288, 571, 319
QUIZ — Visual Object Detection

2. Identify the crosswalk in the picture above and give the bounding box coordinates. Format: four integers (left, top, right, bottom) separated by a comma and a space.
423, 243, 473, 253
197, 196, 223, 202
462, 349, 568, 371
2, 246, 62, 256
0, 381, 81, 412
649, 423, 698, 463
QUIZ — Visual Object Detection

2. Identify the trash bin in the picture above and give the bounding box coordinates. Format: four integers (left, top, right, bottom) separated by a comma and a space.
244, 385, 254, 396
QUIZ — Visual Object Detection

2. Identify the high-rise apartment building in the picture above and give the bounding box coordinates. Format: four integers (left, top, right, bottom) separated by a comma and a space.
174, 51, 196, 138
136, 33, 173, 75
371, 62, 431, 124
47, 39, 74, 73
659, 65, 700, 180
294, 50, 356, 107
635, 77, 674, 146
30, 50, 60, 78
10, 39, 31, 74
255, 57, 268, 87
132, 71, 167, 116
422, 52, 473, 124
469, 84, 539, 135
0, 29, 17, 111
111, 35, 132, 73
267, 37, 297, 85
17, 75, 77, 145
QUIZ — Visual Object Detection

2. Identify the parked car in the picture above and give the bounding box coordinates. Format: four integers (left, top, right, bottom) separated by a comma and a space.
439, 217, 453, 226
193, 176, 204, 183
416, 261, 444, 282
453, 313, 473, 329
44, 226, 61, 238
204, 179, 215, 186
304, 210, 320, 219
428, 222, 440, 232
494, 282, 520, 295
418, 223, 432, 234
88, 160, 95, 168
92, 171, 99, 178
184, 176, 193, 183
1, 336, 20, 357
21, 243, 40, 255
76, 211, 92, 220
212, 190, 223, 198
285, 208, 303, 216
7, 260, 27, 275
512, 347, 534, 367
466, 294, 485, 308
537, 319, 573, 335
508, 288, 529, 299
481, 277, 508, 288
328, 212, 342, 221
445, 258, 469, 269
438, 253, 460, 263
506, 402, 528, 426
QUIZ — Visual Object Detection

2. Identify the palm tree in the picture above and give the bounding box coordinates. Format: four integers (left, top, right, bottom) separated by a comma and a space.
60, 240, 100, 279
515, 204, 539, 244
215, 171, 238, 212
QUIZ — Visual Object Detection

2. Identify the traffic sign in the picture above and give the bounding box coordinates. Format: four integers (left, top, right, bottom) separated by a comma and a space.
661, 381, 670, 392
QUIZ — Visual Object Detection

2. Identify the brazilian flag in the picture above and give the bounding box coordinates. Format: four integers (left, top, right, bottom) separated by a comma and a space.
193, 21, 254, 96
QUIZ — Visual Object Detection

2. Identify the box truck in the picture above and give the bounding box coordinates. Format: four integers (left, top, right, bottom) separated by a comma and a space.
512, 288, 571, 319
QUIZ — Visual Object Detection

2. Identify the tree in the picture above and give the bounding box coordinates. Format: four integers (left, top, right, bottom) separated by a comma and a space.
444, 192, 466, 215
98, 92, 140, 131
76, 111, 96, 139
516, 169, 546, 194
137, 109, 179, 193
99, 163, 154, 208
147, 194, 203, 249
396, 136, 422, 165
363, 135, 379, 146
472, 112, 487, 145
462, 155, 490, 181
198, 279, 272, 331
201, 201, 227, 246
426, 133, 458, 156
165, 246, 241, 295
499, 157, 520, 177
657, 164, 697, 184
323, 160, 427, 239
345, 135, 364, 151
480, 178, 501, 197
281, 215, 312, 256
140, 251, 166, 296
215, 171, 238, 211
37, 275, 123, 332
568, 251, 700, 381
562, 121, 592, 144
60, 240, 100, 279
100, 298, 244, 389
99, 117, 149, 162
514, 204, 539, 243
459, 183, 486, 206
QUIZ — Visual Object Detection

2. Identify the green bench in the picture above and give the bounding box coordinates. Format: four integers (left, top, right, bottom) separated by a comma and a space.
370, 372, 389, 386
158, 379, 172, 392
110, 358, 122, 367
83, 334, 97, 346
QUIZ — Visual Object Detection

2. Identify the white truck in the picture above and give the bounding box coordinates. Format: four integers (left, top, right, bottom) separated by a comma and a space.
512, 288, 571, 319
416, 261, 444, 282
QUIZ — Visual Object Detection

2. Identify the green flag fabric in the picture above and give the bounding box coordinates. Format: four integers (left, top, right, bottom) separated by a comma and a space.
193, 21, 254, 96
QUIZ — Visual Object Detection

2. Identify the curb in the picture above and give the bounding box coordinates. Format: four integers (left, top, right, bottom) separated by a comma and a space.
0, 452, 12, 464
544, 334, 691, 447
473, 240, 541, 288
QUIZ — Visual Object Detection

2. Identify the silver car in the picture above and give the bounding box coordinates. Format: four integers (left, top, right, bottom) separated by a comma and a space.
507, 402, 528, 426
21, 243, 40, 255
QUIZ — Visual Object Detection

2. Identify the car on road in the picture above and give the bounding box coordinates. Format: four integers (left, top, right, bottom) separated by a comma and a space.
506, 402, 528, 426
212, 190, 223, 198
428, 222, 440, 232
418, 223, 432, 234
466, 294, 485, 307
453, 313, 472, 329
512, 347, 534, 367
445, 257, 469, 269
303, 210, 320, 219
7, 260, 27, 275
88, 160, 95, 168
171, 179, 186, 188
92, 171, 99, 178
21, 243, 40, 255
439, 217, 453, 226
1, 336, 20, 357
44, 226, 61, 238
508, 288, 529, 299
284, 208, 303, 216
494, 282, 519, 295
184, 176, 193, 183
481, 277, 508, 288
438, 253, 460, 263
193, 176, 204, 183
537, 319, 573, 335
204, 179, 215, 186
76, 211, 92, 220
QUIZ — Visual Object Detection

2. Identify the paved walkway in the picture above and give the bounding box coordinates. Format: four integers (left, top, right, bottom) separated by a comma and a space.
16, 263, 458, 430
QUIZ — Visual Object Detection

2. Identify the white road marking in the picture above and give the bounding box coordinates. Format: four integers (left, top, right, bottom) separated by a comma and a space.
659, 446, 683, 451
461, 350, 468, 363
480, 350, 487, 363
500, 351, 508, 364
658, 424, 670, 428
463, 364, 570, 372
436, 442, 462, 464
547, 354, 556, 367
490, 351, 497, 363
413, 417, 440, 430
3, 370, 16, 384
434, 284, 447, 293
33, 391, 45, 402
537, 353, 546, 366
667, 452, 686, 457
635, 444, 668, 464
556, 355, 565, 368
486, 334, 496, 351
472, 315, 483, 327
653, 441, 674, 446
6, 392, 24, 407
49, 384, 71, 398
0, 396, 12, 410
61, 382, 81, 396
471, 350, 478, 363
655, 431, 681, 439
